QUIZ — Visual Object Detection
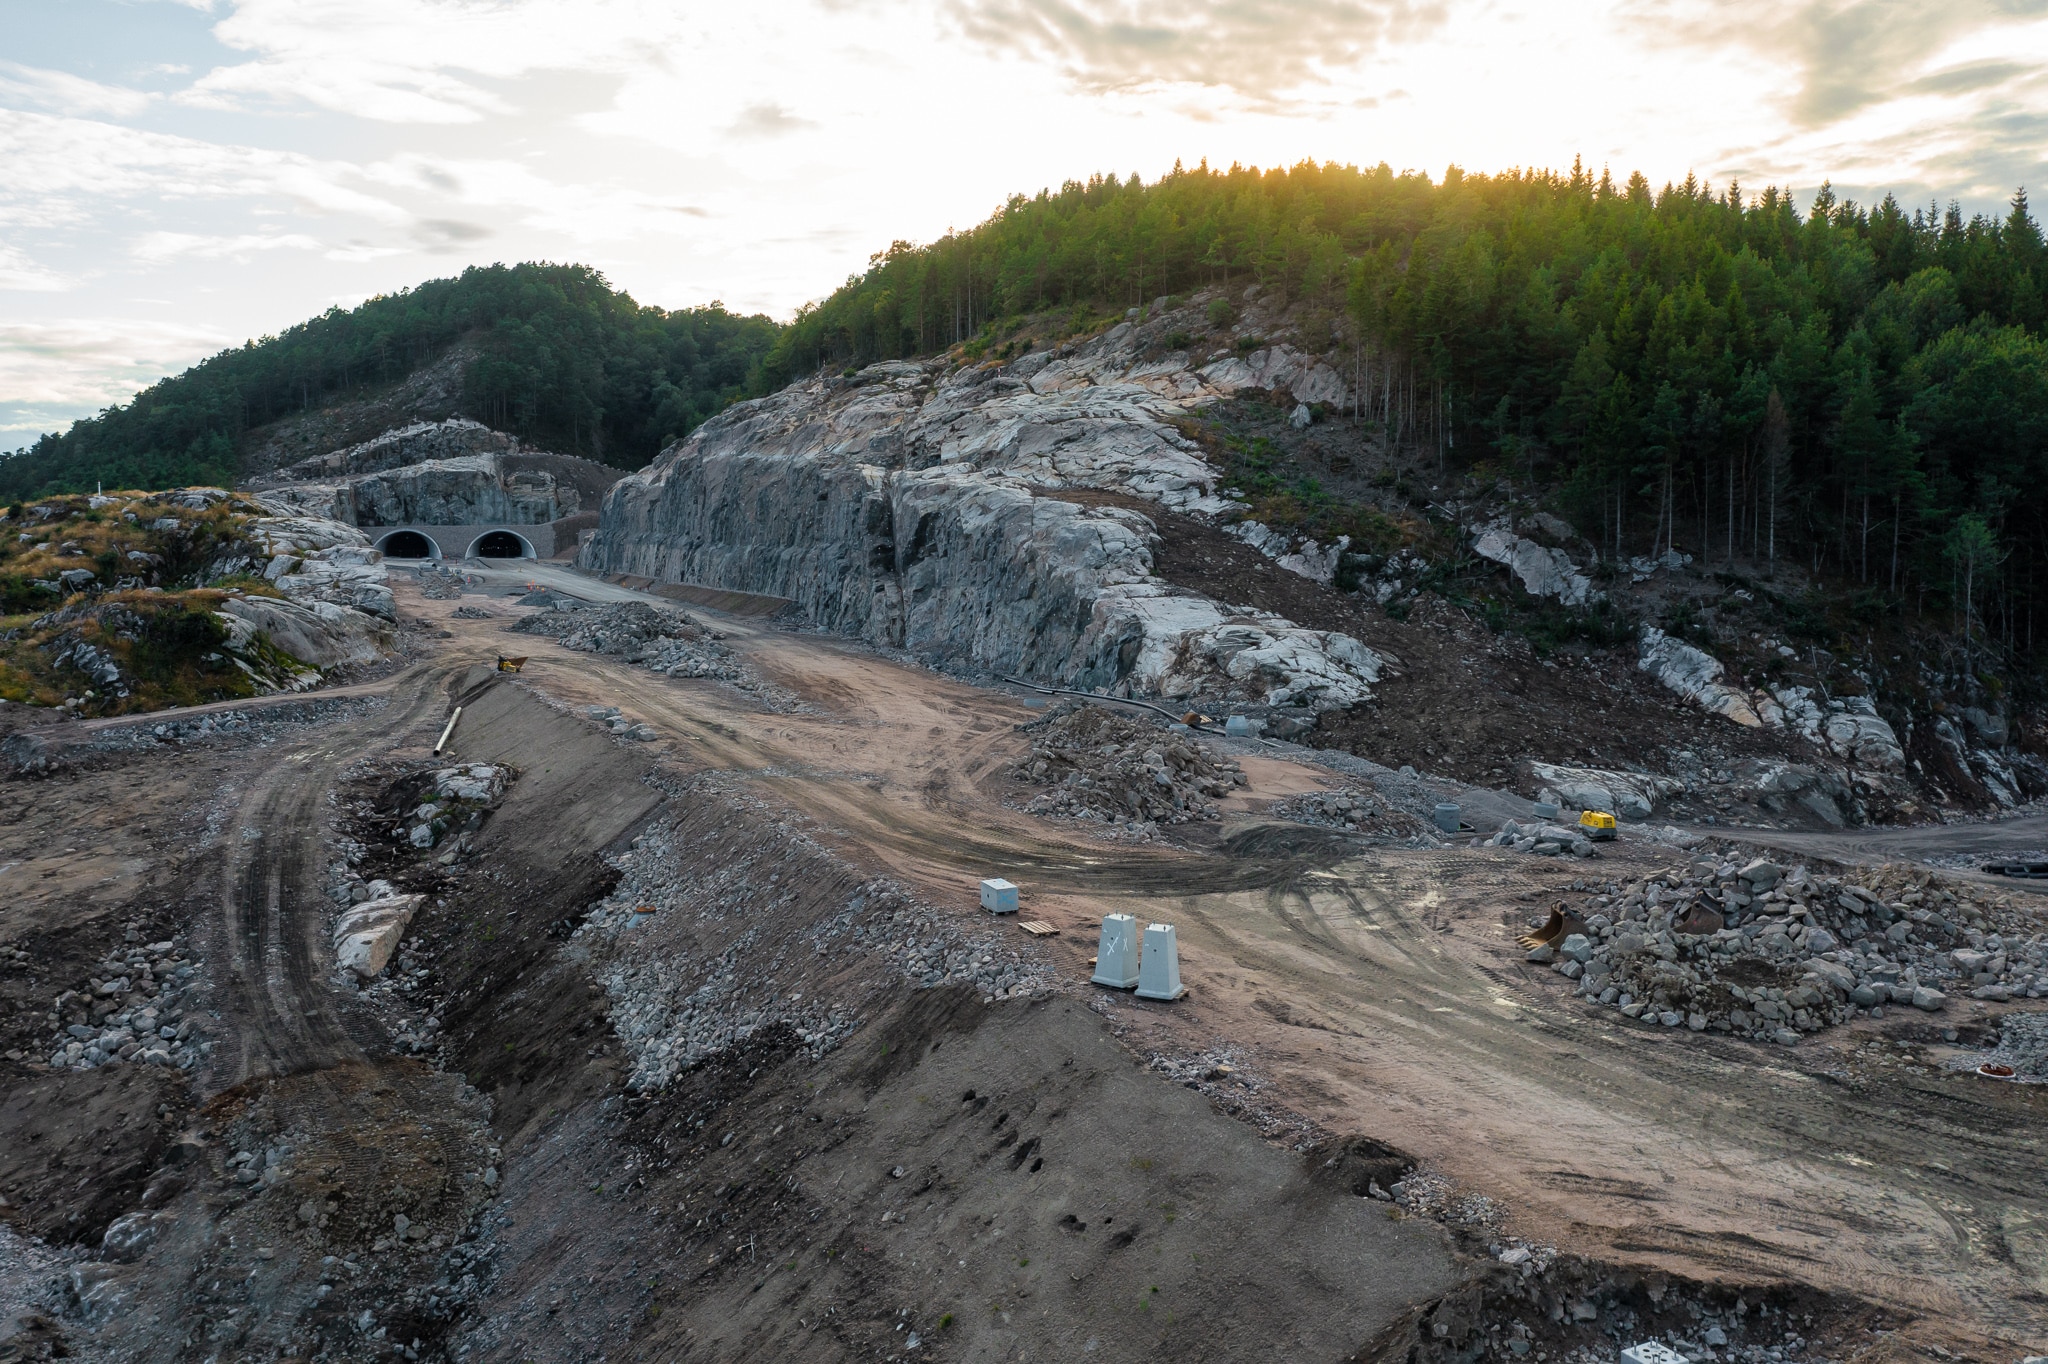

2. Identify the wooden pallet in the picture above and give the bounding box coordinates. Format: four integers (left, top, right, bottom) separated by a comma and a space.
1017, 921, 1060, 937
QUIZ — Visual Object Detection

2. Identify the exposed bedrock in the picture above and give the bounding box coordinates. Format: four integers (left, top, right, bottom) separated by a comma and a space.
585, 347, 1386, 707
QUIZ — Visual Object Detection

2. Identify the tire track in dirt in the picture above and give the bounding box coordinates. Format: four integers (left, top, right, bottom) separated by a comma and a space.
214, 667, 450, 1086
1157, 848, 2048, 1338
424, 571, 2047, 1347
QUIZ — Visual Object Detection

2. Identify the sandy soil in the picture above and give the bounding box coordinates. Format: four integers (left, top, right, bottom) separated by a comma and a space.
0, 564, 2038, 1362
427, 563, 2048, 1355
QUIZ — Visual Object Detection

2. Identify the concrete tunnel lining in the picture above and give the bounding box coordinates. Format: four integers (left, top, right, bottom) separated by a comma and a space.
374, 529, 442, 559
467, 529, 536, 559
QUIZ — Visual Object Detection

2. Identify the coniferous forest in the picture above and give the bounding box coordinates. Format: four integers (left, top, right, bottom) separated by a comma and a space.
0, 263, 776, 500
768, 159, 2048, 660
14, 160, 2048, 658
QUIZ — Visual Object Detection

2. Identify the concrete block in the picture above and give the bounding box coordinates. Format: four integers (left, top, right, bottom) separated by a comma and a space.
1622, 1344, 1688, 1364
1090, 914, 1140, 989
979, 878, 1019, 914
1134, 922, 1187, 1001
1433, 802, 1461, 834
1224, 715, 1253, 736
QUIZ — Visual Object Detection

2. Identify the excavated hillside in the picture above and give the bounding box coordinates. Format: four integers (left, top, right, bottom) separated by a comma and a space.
0, 558, 2040, 1364
583, 291, 1998, 835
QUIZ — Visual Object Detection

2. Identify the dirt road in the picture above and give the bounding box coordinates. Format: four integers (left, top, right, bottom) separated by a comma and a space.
429, 567, 2048, 1354
1, 567, 2038, 1361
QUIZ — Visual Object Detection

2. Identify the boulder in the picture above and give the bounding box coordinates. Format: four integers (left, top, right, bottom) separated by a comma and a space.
1637, 627, 1762, 726
216, 595, 394, 668
1802, 959, 1856, 995
1471, 528, 1596, 607
333, 893, 424, 979
1738, 859, 1784, 890
99, 1210, 173, 1263
1528, 762, 1677, 821
1822, 697, 1906, 771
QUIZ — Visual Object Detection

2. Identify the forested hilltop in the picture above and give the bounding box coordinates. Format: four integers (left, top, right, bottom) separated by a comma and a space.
0, 263, 776, 499
768, 160, 2048, 661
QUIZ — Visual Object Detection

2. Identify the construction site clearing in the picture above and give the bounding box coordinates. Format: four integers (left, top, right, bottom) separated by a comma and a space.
0, 561, 2042, 1364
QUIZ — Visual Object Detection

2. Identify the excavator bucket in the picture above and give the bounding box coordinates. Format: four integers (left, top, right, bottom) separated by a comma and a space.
496, 655, 528, 673
1517, 905, 1588, 950
1673, 903, 1725, 937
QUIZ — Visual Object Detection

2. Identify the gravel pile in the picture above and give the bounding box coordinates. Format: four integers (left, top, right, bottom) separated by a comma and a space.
1984, 1011, 2048, 1078
40, 933, 205, 1072
1486, 818, 1599, 857
1009, 703, 1245, 827
412, 567, 467, 599
512, 600, 795, 705
1529, 858, 2048, 1042
1269, 788, 1431, 838
576, 813, 1052, 1093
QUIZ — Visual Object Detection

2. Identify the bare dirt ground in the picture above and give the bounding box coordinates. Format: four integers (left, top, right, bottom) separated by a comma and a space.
0, 565, 2040, 1362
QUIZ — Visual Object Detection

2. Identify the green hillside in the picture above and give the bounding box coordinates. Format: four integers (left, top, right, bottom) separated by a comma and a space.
767, 160, 2048, 658
0, 263, 777, 500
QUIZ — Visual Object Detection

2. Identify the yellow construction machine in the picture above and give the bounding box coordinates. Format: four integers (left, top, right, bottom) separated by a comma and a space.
1578, 810, 1617, 841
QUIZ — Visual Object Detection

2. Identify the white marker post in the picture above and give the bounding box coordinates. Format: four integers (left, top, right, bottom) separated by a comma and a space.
1134, 923, 1186, 1001
1090, 914, 1140, 989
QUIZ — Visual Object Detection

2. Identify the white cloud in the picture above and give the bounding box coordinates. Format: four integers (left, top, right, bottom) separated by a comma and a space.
0, 109, 410, 231
0, 317, 233, 411
132, 230, 322, 262
944, 0, 1446, 108
183, 0, 708, 122
0, 61, 154, 118
0, 241, 67, 292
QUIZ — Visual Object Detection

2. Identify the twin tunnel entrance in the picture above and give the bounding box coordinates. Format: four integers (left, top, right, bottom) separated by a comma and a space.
374, 529, 534, 560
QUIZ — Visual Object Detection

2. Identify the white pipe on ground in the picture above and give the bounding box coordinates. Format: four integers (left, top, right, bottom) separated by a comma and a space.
433, 706, 462, 756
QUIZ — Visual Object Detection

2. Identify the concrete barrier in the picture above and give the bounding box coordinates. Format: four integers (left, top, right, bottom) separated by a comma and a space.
1135, 923, 1187, 1001
1090, 914, 1140, 989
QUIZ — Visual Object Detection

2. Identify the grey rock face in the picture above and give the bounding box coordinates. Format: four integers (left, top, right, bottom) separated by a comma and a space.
282, 418, 516, 479
1472, 526, 1596, 607
267, 454, 575, 527
584, 346, 1385, 708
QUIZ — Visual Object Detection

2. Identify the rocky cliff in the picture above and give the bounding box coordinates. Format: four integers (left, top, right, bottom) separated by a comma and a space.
251, 421, 621, 531
583, 325, 1384, 708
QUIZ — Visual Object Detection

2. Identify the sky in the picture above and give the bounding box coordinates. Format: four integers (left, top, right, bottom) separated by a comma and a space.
8, 0, 2048, 453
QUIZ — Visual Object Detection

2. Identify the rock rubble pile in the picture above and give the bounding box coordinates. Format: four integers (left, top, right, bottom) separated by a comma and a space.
41, 934, 204, 1071
1982, 1010, 2048, 1079
1488, 819, 1600, 858
1008, 703, 1245, 827
577, 814, 1051, 1092
1267, 787, 1429, 838
512, 600, 790, 703
1528, 858, 2048, 1042
404, 763, 510, 851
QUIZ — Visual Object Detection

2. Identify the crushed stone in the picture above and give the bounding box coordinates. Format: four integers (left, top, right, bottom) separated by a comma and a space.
573, 790, 1055, 1094
1007, 702, 1244, 827
1529, 859, 2048, 1042
511, 601, 799, 709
